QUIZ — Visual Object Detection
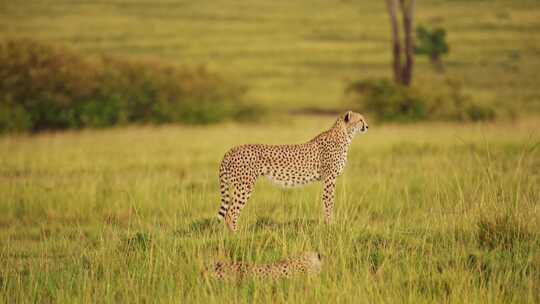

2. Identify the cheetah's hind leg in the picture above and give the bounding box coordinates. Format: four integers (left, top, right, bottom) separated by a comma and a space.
224, 181, 254, 232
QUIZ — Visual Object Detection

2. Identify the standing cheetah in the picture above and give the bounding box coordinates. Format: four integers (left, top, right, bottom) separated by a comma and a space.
217, 111, 368, 232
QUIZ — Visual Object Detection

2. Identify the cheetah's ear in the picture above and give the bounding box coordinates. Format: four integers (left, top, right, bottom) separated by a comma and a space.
344, 111, 352, 123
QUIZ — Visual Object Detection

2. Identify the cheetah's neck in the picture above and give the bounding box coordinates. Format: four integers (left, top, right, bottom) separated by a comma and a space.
330, 118, 355, 144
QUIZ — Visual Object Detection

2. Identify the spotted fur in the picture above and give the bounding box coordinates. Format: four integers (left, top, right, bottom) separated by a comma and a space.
217, 111, 368, 232
206, 252, 323, 280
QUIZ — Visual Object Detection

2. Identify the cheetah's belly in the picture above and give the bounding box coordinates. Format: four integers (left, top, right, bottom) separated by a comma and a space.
263, 169, 320, 188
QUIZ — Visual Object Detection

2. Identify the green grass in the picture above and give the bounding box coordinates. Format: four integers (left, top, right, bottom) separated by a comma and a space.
1, 116, 539, 303
1, 0, 539, 111
1, 0, 540, 302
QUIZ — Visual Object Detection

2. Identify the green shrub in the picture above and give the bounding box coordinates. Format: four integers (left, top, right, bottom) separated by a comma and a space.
346, 77, 499, 122
0, 38, 259, 133
465, 103, 497, 122
0, 101, 32, 132
346, 79, 429, 122
415, 25, 449, 71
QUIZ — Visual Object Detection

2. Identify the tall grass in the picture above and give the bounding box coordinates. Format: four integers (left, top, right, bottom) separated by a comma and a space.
0, 116, 539, 302
1, 0, 540, 301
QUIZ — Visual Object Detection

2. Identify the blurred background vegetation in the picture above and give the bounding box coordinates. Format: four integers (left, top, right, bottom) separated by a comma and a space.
1, 0, 539, 132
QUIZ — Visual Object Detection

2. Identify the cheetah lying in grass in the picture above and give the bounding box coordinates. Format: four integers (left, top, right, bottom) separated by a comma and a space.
217, 111, 369, 231
205, 252, 323, 281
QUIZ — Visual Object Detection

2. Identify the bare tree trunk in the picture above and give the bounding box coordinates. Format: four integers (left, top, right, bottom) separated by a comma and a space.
386, 0, 402, 84
385, 0, 415, 86
400, 0, 415, 86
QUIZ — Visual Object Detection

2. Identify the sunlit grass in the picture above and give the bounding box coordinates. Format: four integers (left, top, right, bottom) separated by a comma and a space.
1, 0, 540, 301
0, 116, 539, 302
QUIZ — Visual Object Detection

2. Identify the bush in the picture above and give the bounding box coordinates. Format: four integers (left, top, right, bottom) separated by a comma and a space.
0, 101, 32, 132
0, 38, 259, 133
465, 103, 497, 122
346, 78, 499, 122
346, 79, 428, 122
415, 25, 449, 71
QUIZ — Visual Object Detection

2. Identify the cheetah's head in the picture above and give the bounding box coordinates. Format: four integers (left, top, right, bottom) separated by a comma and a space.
302, 251, 323, 274
343, 110, 368, 135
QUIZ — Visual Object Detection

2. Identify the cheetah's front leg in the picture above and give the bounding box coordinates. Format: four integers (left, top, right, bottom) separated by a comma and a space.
322, 175, 337, 224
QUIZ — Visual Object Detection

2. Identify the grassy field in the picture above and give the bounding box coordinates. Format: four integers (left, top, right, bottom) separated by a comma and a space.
1, 116, 539, 303
1, 0, 540, 302
1, 0, 540, 111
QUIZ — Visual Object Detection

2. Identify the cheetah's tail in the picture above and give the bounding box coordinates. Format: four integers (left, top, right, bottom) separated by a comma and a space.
217, 156, 231, 220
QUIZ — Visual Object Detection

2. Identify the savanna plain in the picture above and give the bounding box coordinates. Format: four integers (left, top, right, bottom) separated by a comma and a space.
1, 0, 540, 303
